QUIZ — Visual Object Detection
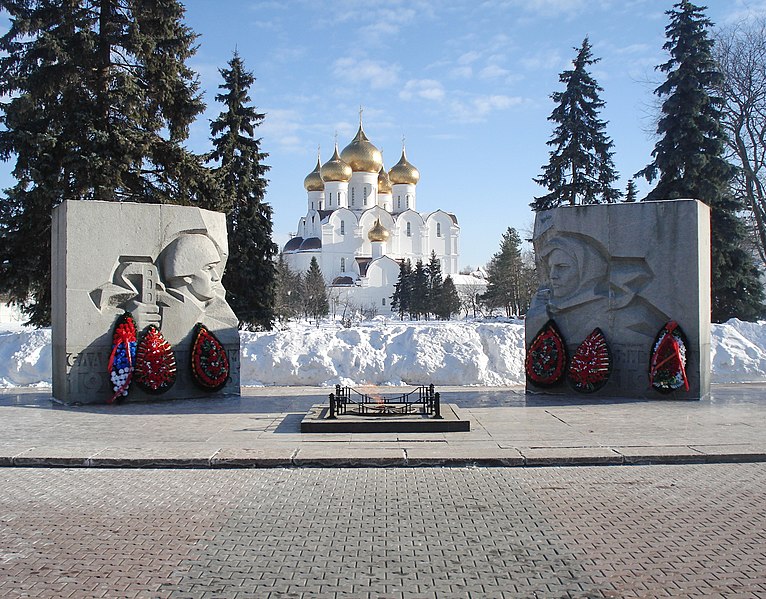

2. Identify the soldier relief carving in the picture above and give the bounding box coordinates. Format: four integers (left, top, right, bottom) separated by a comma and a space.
90, 231, 236, 401
526, 225, 690, 395
527, 233, 668, 347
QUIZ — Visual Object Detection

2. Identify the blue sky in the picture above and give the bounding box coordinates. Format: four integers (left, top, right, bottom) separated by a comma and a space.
2, 1, 766, 269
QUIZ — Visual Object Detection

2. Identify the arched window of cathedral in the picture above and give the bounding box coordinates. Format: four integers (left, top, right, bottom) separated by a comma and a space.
397, 197, 401, 210
406, 195, 410, 209
311, 201, 314, 210
382, 297, 386, 306
328, 192, 332, 206
340, 221, 345, 235
340, 257, 345, 272
363, 186, 368, 206
406, 222, 411, 237
437, 222, 442, 237
351, 188, 355, 206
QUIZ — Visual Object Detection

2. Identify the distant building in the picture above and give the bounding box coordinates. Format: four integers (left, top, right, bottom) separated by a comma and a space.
282, 116, 460, 311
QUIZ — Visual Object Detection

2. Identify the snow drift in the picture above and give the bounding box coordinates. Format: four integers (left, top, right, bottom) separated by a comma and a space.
1, 318, 765, 388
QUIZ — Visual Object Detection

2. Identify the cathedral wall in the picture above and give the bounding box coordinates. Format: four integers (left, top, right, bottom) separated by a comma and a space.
349, 172, 378, 212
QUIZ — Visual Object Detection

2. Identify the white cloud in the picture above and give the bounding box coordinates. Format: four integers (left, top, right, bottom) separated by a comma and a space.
259, 108, 306, 153
480, 0, 587, 17
724, 1, 766, 22
450, 65, 474, 79
458, 51, 482, 65
522, 0, 586, 15
479, 64, 511, 79
400, 79, 446, 102
614, 43, 651, 55
520, 49, 563, 71
450, 94, 523, 123
332, 58, 400, 90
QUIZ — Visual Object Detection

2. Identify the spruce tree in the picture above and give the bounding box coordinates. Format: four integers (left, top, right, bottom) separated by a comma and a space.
390, 260, 412, 319
302, 257, 329, 321
410, 259, 429, 320
209, 51, 276, 330
0, 0, 216, 326
533, 37, 621, 211
426, 251, 443, 319
437, 276, 461, 320
482, 228, 526, 317
274, 255, 302, 322
625, 178, 638, 203
637, 1, 765, 322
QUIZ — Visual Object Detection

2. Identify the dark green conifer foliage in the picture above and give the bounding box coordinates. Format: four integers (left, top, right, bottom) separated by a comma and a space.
437, 275, 461, 320
533, 37, 621, 211
482, 227, 528, 317
427, 250, 443, 320
638, 1, 764, 322
390, 259, 412, 319
625, 178, 639, 203
0, 0, 216, 326
274, 255, 302, 322
409, 259, 429, 320
303, 257, 329, 321
209, 51, 276, 330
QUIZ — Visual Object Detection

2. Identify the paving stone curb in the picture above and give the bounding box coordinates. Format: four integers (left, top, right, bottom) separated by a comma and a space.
2, 450, 766, 469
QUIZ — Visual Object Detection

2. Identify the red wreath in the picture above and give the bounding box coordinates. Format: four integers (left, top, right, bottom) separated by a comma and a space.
567, 328, 611, 393
525, 320, 567, 387
134, 325, 176, 394
190, 323, 230, 392
650, 320, 689, 393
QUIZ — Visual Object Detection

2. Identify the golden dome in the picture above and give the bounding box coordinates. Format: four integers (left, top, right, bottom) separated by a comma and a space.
389, 147, 420, 185
367, 218, 389, 243
320, 144, 352, 183
303, 155, 324, 192
377, 164, 392, 194
341, 124, 383, 173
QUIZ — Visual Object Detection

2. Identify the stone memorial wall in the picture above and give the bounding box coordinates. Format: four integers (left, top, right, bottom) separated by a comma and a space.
52, 200, 240, 404
525, 199, 711, 399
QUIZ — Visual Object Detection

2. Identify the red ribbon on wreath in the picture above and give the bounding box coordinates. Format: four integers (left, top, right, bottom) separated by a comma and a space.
650, 320, 689, 393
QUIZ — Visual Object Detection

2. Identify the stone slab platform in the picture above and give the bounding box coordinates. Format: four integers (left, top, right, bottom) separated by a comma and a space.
2, 384, 766, 468
300, 403, 470, 433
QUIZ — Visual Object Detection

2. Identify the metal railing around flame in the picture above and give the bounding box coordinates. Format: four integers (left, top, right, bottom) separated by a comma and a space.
327, 384, 442, 419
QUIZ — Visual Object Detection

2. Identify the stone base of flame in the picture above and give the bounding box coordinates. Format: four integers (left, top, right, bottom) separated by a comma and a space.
300, 403, 470, 433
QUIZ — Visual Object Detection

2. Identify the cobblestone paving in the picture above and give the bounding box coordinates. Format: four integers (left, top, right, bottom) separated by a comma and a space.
1, 464, 764, 598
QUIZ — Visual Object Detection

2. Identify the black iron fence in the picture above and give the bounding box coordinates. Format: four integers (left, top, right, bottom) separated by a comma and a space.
328, 384, 442, 419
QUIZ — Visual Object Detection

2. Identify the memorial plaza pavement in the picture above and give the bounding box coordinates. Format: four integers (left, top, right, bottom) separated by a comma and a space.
1, 384, 765, 597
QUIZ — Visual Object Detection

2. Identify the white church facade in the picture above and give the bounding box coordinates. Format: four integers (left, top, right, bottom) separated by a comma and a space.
282, 118, 460, 312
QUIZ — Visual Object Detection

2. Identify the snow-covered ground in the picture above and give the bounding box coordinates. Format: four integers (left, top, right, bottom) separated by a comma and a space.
1, 318, 765, 388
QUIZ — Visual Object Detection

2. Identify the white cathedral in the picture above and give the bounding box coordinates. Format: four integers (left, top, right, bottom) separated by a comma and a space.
282, 117, 460, 311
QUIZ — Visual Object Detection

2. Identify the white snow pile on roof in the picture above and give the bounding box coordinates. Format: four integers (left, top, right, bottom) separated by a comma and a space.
0, 318, 765, 388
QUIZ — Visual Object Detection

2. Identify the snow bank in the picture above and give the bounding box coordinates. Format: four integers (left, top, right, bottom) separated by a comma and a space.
240, 320, 526, 386
710, 319, 766, 383
0, 325, 52, 388
1, 318, 766, 388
